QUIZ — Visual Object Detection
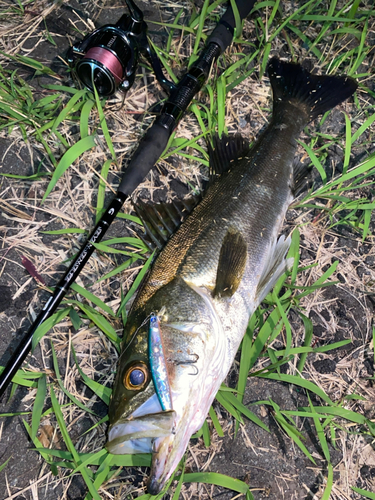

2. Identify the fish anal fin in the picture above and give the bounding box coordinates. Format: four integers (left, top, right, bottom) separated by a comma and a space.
256, 235, 293, 303
134, 196, 200, 252
213, 228, 247, 298
208, 134, 250, 179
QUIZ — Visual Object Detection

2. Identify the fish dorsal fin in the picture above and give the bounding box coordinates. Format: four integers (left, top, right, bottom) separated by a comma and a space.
208, 134, 250, 179
213, 228, 247, 298
256, 235, 293, 303
134, 197, 200, 252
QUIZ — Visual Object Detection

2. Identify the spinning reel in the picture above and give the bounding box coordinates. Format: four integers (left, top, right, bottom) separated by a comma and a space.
67, 0, 175, 97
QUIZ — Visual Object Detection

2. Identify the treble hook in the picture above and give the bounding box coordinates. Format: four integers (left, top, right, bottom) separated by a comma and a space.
175, 353, 199, 376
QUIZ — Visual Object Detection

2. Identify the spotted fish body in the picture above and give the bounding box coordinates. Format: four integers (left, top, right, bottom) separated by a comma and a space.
107, 58, 357, 494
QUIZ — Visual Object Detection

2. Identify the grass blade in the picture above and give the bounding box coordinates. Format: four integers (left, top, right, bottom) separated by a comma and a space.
247, 308, 283, 372
97, 257, 139, 282
343, 113, 351, 175
321, 462, 333, 500
117, 251, 155, 317
92, 84, 117, 163
51, 89, 87, 133
2, 53, 60, 77
308, 395, 330, 462
51, 342, 96, 415
31, 307, 71, 351
209, 406, 224, 437
217, 75, 227, 137
172, 459, 185, 500
300, 405, 371, 425
257, 373, 334, 405
71, 345, 111, 405
220, 386, 269, 432
215, 391, 243, 423
0, 457, 11, 473
298, 140, 327, 184
296, 312, 314, 373
71, 282, 116, 317
76, 303, 121, 350
230, 0, 243, 39
80, 98, 95, 139
269, 400, 316, 464
192, 0, 210, 57
201, 419, 211, 447
351, 487, 375, 499
50, 387, 102, 500
31, 374, 47, 440
42, 135, 97, 202
96, 159, 113, 223
182, 472, 253, 498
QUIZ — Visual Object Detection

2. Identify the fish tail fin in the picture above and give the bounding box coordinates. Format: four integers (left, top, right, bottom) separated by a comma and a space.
267, 57, 357, 122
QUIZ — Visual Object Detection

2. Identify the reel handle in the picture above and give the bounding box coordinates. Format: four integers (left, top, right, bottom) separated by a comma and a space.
125, 0, 142, 23
138, 31, 176, 93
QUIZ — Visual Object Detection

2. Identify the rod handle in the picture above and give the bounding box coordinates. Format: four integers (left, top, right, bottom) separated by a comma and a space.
119, 123, 171, 196
207, 0, 257, 52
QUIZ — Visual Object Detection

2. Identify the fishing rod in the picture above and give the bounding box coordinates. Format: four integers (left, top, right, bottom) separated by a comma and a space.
0, 0, 256, 399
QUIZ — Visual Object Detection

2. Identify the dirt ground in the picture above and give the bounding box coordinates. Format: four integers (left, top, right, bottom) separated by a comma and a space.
0, 1, 374, 499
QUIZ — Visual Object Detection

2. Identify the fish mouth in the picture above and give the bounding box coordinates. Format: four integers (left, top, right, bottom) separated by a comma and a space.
106, 392, 188, 495
106, 410, 176, 454
106, 394, 176, 455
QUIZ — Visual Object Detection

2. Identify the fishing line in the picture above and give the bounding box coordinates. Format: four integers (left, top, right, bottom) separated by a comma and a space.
116, 311, 153, 364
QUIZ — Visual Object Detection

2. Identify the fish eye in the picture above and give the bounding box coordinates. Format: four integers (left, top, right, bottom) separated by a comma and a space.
123, 362, 149, 390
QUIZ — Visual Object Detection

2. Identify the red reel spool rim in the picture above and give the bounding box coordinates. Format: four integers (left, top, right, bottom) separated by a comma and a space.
84, 47, 124, 83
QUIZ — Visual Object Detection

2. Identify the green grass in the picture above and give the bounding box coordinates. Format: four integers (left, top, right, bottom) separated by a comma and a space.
0, 0, 374, 499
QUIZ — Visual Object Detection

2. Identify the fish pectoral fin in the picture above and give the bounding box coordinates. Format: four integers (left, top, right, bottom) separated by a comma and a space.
207, 133, 250, 180
213, 228, 247, 298
256, 234, 293, 303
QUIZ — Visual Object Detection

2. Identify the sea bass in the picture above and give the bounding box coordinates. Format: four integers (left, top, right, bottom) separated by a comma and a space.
107, 58, 357, 494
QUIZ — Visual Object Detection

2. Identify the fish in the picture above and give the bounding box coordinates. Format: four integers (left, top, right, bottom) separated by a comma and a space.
106, 57, 357, 494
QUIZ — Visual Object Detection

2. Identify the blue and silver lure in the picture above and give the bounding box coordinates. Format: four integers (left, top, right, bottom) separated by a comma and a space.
148, 312, 173, 412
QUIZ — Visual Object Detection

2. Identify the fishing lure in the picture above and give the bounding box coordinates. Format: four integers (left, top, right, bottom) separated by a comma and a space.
148, 312, 173, 412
